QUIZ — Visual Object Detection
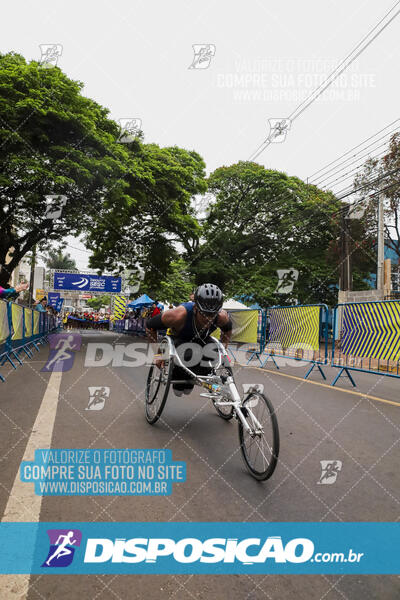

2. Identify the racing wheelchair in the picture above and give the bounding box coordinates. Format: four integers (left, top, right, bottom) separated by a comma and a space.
145, 335, 279, 481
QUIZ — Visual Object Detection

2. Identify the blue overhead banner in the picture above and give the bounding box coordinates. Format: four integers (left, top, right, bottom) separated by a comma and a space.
54, 272, 121, 293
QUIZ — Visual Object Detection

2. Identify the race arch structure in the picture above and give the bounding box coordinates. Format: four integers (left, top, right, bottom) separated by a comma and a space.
47, 270, 130, 320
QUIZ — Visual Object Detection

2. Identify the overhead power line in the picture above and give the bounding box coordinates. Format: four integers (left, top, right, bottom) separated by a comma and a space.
313, 139, 397, 191
308, 118, 400, 180
310, 125, 400, 187
370, 177, 400, 198
248, 1, 400, 161
62, 242, 92, 255
335, 165, 400, 201
287, 1, 400, 123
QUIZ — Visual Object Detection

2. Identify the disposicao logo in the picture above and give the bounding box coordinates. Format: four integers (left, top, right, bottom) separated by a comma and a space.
39, 532, 365, 570
42, 529, 82, 567
83, 536, 314, 564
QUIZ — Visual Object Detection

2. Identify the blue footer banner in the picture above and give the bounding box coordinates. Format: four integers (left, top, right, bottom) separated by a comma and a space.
0, 522, 398, 574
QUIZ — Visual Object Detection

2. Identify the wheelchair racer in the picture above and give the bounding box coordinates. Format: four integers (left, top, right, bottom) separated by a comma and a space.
146, 283, 232, 395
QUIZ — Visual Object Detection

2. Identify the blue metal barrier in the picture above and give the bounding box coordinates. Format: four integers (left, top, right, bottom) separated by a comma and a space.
245, 310, 267, 364
113, 317, 147, 336
0, 299, 58, 383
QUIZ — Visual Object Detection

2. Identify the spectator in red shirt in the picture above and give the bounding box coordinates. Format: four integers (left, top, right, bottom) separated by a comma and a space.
150, 302, 161, 318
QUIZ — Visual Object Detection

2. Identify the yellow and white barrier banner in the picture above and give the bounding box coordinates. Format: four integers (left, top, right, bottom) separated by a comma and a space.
230, 310, 258, 343
341, 301, 400, 362
267, 305, 320, 353
212, 310, 258, 344
113, 296, 128, 320
33, 311, 40, 335
11, 304, 23, 340
0, 301, 9, 345
24, 308, 33, 338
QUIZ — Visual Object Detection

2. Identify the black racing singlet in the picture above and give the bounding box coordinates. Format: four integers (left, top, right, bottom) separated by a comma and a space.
174, 302, 218, 343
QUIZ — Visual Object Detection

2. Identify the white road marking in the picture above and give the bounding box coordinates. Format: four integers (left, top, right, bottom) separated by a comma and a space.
1, 371, 62, 599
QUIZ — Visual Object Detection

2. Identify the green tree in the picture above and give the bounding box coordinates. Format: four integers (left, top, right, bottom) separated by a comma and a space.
86, 144, 207, 286
0, 53, 209, 290
149, 258, 195, 303
44, 249, 77, 270
87, 294, 110, 310
191, 161, 343, 306
0, 52, 131, 287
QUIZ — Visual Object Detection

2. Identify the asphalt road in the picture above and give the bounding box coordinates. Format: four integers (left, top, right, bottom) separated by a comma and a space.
0, 330, 399, 599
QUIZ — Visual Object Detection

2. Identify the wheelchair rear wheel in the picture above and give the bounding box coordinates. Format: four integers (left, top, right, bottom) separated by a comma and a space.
145, 338, 174, 424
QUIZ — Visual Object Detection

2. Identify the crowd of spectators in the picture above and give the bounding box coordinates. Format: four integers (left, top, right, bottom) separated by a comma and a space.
122, 301, 163, 320
64, 311, 110, 330
0, 284, 59, 319
32, 297, 62, 332
123, 308, 144, 319
121, 297, 195, 321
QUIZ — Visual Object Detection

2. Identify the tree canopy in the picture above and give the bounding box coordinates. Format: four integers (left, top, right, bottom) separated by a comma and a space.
87, 294, 110, 310
190, 161, 343, 306
0, 52, 133, 286
146, 258, 195, 304
0, 52, 207, 288
43, 250, 77, 271
86, 143, 207, 288
0, 52, 378, 306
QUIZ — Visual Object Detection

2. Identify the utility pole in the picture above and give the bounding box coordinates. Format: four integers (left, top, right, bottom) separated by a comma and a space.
384, 258, 392, 298
340, 206, 352, 291
344, 213, 352, 291
28, 245, 37, 307
377, 193, 384, 292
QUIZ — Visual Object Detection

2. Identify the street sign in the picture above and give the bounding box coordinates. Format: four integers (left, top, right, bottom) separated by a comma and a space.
54, 272, 122, 293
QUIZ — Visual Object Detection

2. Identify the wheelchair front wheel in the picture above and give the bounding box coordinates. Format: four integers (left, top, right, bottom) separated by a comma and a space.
238, 391, 279, 480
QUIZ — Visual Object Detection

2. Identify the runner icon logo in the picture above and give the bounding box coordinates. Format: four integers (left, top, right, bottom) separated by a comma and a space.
188, 44, 216, 69
275, 268, 299, 294
268, 118, 291, 143
42, 529, 82, 568
42, 333, 81, 372
348, 197, 369, 220
193, 193, 212, 220
117, 118, 142, 143
44, 194, 67, 220
243, 383, 264, 395
127, 267, 145, 294
86, 386, 110, 410
317, 460, 342, 485
39, 44, 63, 67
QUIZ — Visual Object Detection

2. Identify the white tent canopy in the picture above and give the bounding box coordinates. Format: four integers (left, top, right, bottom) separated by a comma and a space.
222, 298, 250, 310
